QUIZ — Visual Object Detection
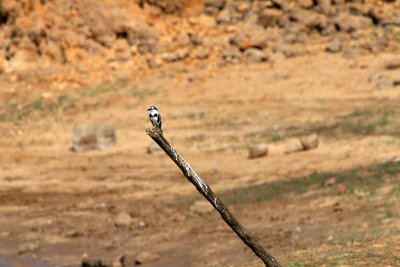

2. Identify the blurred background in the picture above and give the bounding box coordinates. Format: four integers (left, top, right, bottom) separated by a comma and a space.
0, 0, 400, 266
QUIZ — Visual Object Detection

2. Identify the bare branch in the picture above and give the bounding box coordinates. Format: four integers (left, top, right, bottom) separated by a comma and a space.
146, 126, 281, 267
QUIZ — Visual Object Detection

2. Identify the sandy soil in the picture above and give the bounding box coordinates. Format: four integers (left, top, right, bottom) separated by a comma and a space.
0, 49, 400, 266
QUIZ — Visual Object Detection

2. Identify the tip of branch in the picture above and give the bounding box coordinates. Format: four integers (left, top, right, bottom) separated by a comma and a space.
145, 126, 163, 138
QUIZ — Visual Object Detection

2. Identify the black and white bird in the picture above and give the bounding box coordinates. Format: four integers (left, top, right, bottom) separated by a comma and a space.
147, 106, 162, 130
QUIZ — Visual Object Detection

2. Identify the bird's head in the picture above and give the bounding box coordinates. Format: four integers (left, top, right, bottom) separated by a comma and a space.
147, 106, 158, 111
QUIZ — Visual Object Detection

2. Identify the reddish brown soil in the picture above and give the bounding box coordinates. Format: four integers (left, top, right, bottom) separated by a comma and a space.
0, 1, 400, 267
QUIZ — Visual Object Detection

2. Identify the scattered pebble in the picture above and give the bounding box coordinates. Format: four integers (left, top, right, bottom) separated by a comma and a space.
384, 57, 400, 70
114, 212, 133, 228
18, 242, 40, 254
135, 251, 160, 265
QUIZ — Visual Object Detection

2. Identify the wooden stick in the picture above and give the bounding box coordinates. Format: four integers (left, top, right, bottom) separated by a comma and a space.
146, 126, 281, 267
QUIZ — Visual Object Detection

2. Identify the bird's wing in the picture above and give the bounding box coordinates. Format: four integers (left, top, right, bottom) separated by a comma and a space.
158, 113, 162, 128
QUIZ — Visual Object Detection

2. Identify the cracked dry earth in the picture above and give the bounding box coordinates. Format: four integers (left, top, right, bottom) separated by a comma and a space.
0, 53, 400, 266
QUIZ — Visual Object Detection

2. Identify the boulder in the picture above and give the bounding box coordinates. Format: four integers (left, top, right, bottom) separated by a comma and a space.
325, 37, 342, 53
258, 8, 283, 27
216, 8, 232, 24
244, 48, 268, 63
204, 0, 226, 15
248, 144, 268, 159
72, 124, 116, 153
230, 23, 268, 50
316, 0, 336, 15
334, 13, 372, 32
300, 134, 319, 150
222, 45, 242, 64
385, 57, 400, 70
162, 48, 189, 62
283, 138, 304, 154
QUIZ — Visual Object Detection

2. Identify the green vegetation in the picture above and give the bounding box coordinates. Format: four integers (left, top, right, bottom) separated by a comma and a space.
243, 102, 400, 146
0, 94, 75, 121
172, 111, 206, 120
80, 84, 114, 97
285, 260, 313, 267
282, 244, 400, 267
131, 85, 158, 99
219, 161, 400, 205
0, 81, 162, 122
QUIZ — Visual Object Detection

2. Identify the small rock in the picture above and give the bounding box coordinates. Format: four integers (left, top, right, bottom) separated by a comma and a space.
332, 0, 345, 4
187, 74, 199, 82
205, 0, 226, 10
187, 33, 203, 46
114, 212, 132, 228
235, 2, 251, 13
298, 0, 314, 9
343, 47, 362, 59
135, 252, 160, 265
111, 255, 125, 267
248, 144, 268, 159
72, 124, 116, 153
283, 139, 304, 154
216, 8, 232, 24
271, 0, 291, 11
147, 143, 161, 154
353, 188, 369, 198
18, 242, 40, 254
323, 177, 337, 187
81, 258, 111, 267
369, 73, 395, 90
190, 200, 213, 215
335, 13, 372, 32
273, 43, 300, 58
385, 57, 400, 70
204, 0, 226, 15
270, 71, 290, 80
65, 230, 85, 238
147, 57, 162, 68
204, 5, 220, 16
325, 37, 342, 53
162, 48, 189, 62
230, 23, 268, 50
300, 134, 319, 150
222, 45, 242, 64
138, 221, 147, 228
245, 48, 268, 63
258, 8, 283, 27
194, 48, 211, 59
316, 0, 336, 15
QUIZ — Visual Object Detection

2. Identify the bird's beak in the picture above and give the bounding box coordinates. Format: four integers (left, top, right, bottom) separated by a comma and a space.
147, 108, 151, 111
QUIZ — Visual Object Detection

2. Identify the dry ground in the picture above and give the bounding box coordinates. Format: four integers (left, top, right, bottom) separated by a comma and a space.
0, 52, 400, 266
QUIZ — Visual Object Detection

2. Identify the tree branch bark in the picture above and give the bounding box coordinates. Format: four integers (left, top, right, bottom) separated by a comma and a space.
146, 126, 281, 267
